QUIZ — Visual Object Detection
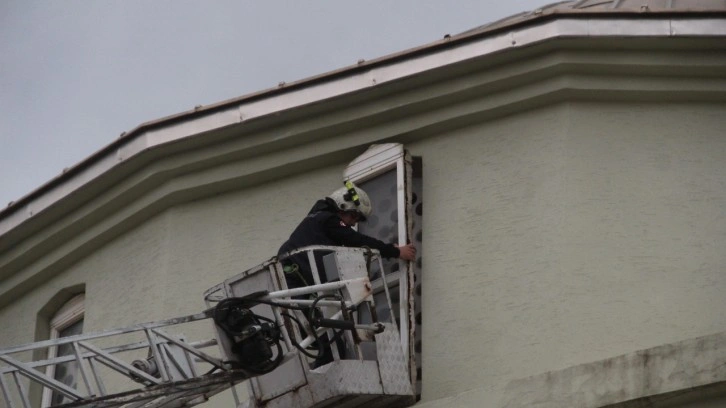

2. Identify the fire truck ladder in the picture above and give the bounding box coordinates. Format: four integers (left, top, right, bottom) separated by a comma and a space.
0, 279, 382, 408
0, 309, 247, 408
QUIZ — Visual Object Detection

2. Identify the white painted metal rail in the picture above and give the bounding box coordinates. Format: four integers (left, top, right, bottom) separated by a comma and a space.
204, 246, 415, 408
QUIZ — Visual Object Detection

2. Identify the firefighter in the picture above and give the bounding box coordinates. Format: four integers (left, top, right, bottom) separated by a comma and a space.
277, 182, 416, 289
277, 182, 416, 368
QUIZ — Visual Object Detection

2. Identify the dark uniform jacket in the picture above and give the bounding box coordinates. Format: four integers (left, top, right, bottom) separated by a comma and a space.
278, 198, 400, 288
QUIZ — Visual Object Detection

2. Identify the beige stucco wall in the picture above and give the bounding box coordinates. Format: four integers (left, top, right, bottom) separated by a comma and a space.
1, 98, 724, 407
409, 101, 726, 406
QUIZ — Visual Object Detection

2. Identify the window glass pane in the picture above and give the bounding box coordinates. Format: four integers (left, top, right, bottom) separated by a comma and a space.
357, 169, 399, 281
50, 319, 84, 406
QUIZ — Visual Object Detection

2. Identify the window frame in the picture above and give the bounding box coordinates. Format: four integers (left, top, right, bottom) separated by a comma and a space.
344, 143, 417, 390
41, 294, 85, 408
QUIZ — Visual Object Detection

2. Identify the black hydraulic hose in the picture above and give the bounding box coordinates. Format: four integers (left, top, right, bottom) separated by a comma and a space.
309, 294, 349, 345
281, 312, 324, 359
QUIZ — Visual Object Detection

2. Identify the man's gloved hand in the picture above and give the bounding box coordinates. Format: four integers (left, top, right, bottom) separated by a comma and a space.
395, 244, 417, 261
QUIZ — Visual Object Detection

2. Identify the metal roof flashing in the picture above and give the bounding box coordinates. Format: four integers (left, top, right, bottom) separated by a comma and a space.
1, 1, 725, 237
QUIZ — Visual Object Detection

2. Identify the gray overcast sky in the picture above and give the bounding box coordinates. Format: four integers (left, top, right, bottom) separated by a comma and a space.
1, 0, 546, 208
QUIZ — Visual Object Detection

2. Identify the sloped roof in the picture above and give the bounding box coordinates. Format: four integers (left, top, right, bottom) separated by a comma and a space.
458, 0, 726, 37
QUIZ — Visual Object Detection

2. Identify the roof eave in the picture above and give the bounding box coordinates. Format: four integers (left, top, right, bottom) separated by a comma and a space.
1, 9, 725, 227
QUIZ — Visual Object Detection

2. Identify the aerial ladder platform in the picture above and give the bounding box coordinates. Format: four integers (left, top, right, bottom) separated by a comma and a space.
0, 247, 416, 408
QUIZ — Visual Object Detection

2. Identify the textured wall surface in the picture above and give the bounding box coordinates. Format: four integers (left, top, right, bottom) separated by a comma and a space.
500, 330, 726, 407
410, 101, 726, 405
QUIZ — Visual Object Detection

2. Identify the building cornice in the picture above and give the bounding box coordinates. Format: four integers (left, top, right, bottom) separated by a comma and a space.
0, 15, 725, 307
1, 14, 724, 230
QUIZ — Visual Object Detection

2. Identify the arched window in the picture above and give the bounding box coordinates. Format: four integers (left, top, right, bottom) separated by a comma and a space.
41, 293, 84, 407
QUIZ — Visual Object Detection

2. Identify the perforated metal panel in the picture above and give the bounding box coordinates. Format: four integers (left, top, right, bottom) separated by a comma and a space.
411, 161, 423, 398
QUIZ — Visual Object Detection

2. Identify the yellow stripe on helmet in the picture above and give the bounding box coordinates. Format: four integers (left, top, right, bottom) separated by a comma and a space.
343, 180, 361, 206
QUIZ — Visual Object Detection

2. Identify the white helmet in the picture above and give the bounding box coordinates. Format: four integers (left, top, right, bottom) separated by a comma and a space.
328, 182, 372, 221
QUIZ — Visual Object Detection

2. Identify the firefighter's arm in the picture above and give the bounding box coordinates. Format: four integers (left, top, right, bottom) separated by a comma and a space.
324, 217, 401, 258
